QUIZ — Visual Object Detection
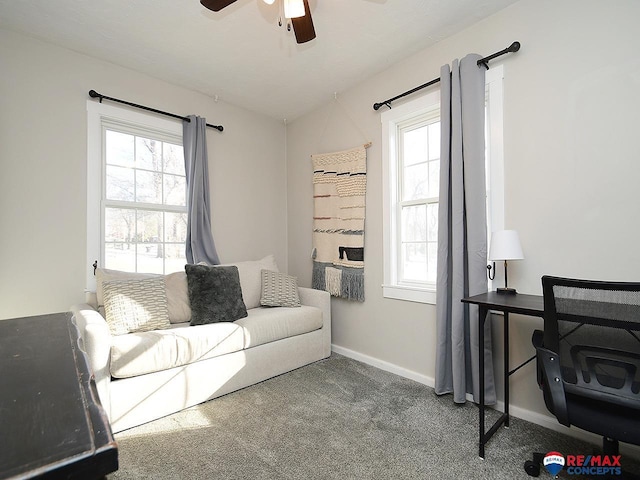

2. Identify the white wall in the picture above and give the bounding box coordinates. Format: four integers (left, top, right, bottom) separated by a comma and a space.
286, 0, 640, 434
0, 29, 286, 320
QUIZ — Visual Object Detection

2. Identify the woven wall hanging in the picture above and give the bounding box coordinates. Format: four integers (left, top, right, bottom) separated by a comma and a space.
311, 144, 367, 301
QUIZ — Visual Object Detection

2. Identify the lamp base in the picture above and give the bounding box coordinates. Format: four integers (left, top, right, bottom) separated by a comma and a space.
496, 287, 517, 295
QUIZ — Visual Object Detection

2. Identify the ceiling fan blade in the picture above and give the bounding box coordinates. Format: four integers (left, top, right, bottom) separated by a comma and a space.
291, 0, 316, 44
200, 0, 238, 12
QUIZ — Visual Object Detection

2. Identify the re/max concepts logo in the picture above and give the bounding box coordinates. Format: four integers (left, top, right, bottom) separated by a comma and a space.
543, 451, 622, 476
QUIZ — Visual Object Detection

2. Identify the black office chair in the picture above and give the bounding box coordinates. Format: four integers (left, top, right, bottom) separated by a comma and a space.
524, 275, 640, 477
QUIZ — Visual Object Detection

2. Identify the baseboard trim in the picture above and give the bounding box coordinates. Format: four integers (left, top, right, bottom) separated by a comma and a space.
331, 344, 640, 458
331, 344, 435, 388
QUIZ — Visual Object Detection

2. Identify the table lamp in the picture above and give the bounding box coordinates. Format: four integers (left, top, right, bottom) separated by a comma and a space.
488, 230, 524, 294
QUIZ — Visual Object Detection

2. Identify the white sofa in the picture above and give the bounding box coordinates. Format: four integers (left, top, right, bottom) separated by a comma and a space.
71, 256, 331, 433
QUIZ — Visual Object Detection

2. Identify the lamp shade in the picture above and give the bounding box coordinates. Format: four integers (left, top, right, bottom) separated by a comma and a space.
489, 230, 524, 261
284, 0, 305, 18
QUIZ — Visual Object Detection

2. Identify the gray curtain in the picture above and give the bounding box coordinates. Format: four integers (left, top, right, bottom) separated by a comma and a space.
434, 55, 495, 405
183, 115, 220, 265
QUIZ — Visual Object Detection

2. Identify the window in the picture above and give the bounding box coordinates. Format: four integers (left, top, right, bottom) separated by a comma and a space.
396, 110, 441, 285
87, 102, 187, 291
382, 65, 505, 304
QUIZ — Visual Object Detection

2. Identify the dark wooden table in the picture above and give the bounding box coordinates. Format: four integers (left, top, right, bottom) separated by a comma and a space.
0, 312, 118, 479
462, 292, 544, 459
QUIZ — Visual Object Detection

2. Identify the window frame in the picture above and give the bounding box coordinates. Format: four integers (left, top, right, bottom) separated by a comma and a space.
382, 65, 505, 304
86, 101, 185, 292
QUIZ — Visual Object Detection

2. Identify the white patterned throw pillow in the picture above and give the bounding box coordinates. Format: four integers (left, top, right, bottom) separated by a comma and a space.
102, 277, 171, 335
260, 269, 301, 308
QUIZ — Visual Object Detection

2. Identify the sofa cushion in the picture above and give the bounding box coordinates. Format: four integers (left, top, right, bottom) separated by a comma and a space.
260, 270, 301, 308
164, 271, 191, 323
235, 306, 322, 349
221, 255, 279, 310
96, 267, 191, 324
186, 264, 248, 325
102, 277, 171, 335
109, 322, 244, 378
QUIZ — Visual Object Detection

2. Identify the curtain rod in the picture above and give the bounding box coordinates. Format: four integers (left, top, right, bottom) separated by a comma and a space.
88, 90, 224, 132
372, 41, 521, 111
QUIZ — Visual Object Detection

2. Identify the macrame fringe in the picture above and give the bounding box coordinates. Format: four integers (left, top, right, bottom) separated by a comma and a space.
312, 262, 364, 302
312, 262, 326, 291
341, 268, 365, 302
325, 267, 342, 297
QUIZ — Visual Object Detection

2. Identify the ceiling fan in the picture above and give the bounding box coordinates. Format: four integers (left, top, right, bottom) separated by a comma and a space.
200, 0, 316, 44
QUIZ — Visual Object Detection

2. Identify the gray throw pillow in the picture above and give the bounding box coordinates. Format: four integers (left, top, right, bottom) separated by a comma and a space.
185, 264, 248, 325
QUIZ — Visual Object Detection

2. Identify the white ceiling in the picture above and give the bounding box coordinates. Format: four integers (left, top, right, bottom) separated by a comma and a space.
0, 0, 520, 120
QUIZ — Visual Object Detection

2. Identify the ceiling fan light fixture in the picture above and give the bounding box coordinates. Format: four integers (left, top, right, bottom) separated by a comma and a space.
283, 0, 305, 19
262, 0, 276, 4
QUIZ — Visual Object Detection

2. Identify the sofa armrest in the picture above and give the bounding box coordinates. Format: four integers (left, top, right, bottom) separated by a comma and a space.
70, 303, 112, 418
298, 287, 331, 357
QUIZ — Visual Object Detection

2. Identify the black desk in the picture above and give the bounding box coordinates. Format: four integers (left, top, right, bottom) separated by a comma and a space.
0, 312, 118, 479
462, 292, 544, 459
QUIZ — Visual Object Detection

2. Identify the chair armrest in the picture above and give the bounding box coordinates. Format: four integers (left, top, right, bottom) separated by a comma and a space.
532, 329, 544, 349
536, 345, 570, 426
298, 287, 331, 357
531, 329, 545, 387
70, 304, 112, 417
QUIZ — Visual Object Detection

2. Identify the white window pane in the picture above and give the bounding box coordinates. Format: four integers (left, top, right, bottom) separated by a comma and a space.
402, 163, 428, 201
136, 210, 162, 244
136, 170, 163, 204
136, 244, 164, 274
106, 131, 134, 167
428, 122, 440, 160
136, 137, 162, 171
105, 208, 135, 242
164, 143, 185, 175
164, 244, 187, 273
427, 203, 438, 242
163, 174, 186, 206
402, 125, 428, 167
106, 165, 134, 201
402, 242, 427, 282
136, 210, 163, 274
165, 212, 187, 243
105, 243, 135, 272
428, 160, 440, 198
401, 205, 426, 242
427, 242, 438, 282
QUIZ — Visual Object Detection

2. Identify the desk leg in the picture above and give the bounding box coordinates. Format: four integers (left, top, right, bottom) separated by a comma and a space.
479, 305, 488, 459
504, 312, 510, 427
478, 306, 510, 459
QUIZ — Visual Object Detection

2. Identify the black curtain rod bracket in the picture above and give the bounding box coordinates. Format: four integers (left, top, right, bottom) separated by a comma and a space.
477, 41, 520, 69
373, 41, 520, 111
88, 90, 223, 132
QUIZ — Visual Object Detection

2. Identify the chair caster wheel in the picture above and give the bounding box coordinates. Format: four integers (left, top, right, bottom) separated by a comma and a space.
524, 460, 540, 477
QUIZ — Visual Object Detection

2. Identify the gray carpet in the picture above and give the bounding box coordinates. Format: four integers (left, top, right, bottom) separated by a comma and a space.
110, 354, 639, 479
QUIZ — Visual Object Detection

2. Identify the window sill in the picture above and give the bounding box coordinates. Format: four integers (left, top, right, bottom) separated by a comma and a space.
382, 284, 436, 305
